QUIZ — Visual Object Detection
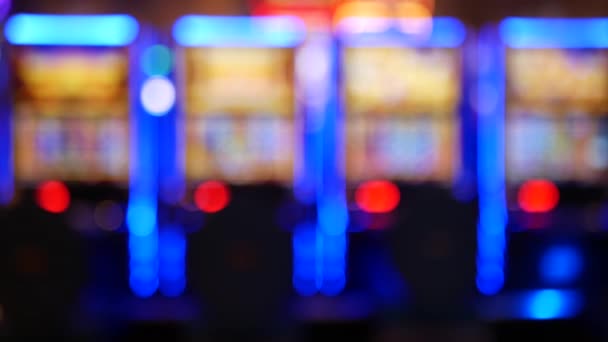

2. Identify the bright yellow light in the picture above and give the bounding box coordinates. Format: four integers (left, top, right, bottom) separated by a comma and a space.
333, 1, 390, 25
16, 50, 127, 100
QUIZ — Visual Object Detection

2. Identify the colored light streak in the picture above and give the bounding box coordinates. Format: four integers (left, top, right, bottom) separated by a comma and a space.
316, 38, 348, 295
336, 17, 466, 48
5, 14, 139, 46
500, 18, 608, 49
476, 26, 507, 296
523, 289, 583, 320
480, 289, 583, 320
128, 29, 160, 297
293, 223, 319, 296
0, 30, 11, 205
172, 15, 306, 47
159, 227, 187, 297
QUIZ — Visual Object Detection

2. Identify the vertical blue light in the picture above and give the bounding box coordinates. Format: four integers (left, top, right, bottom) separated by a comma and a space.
0, 43, 13, 205
317, 37, 348, 295
159, 226, 187, 297
453, 32, 477, 202
150, 40, 187, 297
128, 27, 160, 297
293, 34, 330, 206
293, 32, 349, 296
476, 26, 507, 295
157, 48, 183, 204
293, 223, 318, 296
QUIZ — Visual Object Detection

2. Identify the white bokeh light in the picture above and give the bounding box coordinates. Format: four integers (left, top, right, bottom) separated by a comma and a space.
140, 76, 176, 116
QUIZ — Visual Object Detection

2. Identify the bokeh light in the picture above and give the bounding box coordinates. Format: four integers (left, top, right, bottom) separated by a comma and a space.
141, 44, 173, 77
67, 201, 95, 233
355, 180, 400, 213
518, 179, 559, 213
140, 76, 176, 116
94, 200, 124, 231
396, 2, 433, 35
540, 245, 583, 285
194, 181, 230, 213
524, 289, 582, 320
36, 180, 70, 214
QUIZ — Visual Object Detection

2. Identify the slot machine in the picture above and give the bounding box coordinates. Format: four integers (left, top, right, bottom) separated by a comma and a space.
477, 18, 608, 321
0, 14, 161, 334
170, 15, 307, 337
250, 0, 354, 309
335, 5, 478, 318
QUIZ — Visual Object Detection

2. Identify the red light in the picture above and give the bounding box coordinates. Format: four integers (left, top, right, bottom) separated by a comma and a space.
518, 179, 559, 213
194, 181, 230, 213
36, 180, 70, 214
355, 180, 400, 213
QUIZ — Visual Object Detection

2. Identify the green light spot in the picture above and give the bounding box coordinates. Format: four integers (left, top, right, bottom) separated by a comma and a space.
141, 44, 173, 76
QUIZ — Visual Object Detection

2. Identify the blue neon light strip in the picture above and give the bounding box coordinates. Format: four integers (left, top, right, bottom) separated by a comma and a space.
317, 39, 348, 295
293, 223, 318, 296
480, 289, 583, 320
523, 289, 583, 320
173, 15, 306, 47
338, 17, 466, 47
0, 47, 12, 205
501, 18, 608, 48
5, 14, 139, 46
476, 26, 507, 296
158, 226, 187, 297
127, 29, 160, 297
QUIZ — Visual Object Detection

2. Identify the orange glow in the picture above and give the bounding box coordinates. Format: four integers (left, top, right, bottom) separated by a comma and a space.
518, 179, 560, 213
333, 1, 390, 25
396, 2, 433, 35
194, 181, 230, 213
333, 0, 434, 29
36, 180, 70, 214
355, 180, 400, 213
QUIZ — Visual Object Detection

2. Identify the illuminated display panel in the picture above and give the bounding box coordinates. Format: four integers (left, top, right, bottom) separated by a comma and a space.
182, 47, 298, 184
505, 48, 608, 184
11, 46, 130, 184
343, 46, 461, 183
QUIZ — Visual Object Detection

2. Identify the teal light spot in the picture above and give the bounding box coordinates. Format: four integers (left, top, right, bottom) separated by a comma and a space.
141, 44, 173, 76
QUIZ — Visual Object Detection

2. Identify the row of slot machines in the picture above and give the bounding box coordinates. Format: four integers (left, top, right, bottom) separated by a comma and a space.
0, 11, 608, 338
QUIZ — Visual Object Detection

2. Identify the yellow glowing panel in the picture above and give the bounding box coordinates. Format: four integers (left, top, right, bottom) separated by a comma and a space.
343, 47, 461, 116
184, 47, 295, 117
505, 49, 608, 184
507, 49, 608, 114
182, 47, 298, 184
11, 47, 130, 183
343, 46, 461, 183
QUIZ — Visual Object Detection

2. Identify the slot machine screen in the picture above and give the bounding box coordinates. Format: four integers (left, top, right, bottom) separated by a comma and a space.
505, 49, 608, 184
11, 47, 130, 184
182, 47, 298, 184
342, 46, 461, 183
